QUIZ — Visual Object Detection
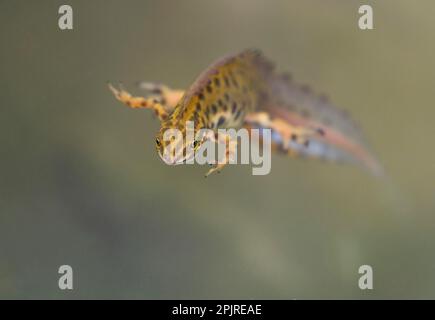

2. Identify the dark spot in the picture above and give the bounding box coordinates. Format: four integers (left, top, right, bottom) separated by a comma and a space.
198, 93, 205, 100
234, 110, 242, 120
223, 104, 228, 112
304, 140, 310, 147
277, 143, 287, 153
224, 76, 230, 87
214, 78, 220, 87
231, 102, 237, 113
317, 128, 325, 136
231, 76, 239, 88
218, 99, 223, 106
206, 85, 212, 94
217, 116, 225, 127
211, 104, 217, 114
196, 102, 201, 112
224, 93, 230, 102
291, 134, 298, 141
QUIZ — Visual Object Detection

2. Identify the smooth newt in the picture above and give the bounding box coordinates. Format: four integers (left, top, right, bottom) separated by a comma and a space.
109, 49, 381, 176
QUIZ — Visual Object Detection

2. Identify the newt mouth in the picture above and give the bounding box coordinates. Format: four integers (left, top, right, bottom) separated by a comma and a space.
158, 152, 191, 166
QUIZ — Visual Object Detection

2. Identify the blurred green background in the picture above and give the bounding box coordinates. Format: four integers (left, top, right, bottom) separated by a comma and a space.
1, 0, 435, 299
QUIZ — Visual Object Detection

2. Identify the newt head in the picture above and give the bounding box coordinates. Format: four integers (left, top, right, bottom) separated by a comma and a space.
155, 119, 204, 166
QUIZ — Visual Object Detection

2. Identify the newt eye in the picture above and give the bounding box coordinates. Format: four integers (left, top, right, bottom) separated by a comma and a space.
156, 138, 161, 147
192, 140, 200, 149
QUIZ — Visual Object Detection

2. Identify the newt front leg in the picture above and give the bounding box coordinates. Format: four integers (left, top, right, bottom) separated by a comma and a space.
137, 81, 185, 110
108, 82, 184, 121
204, 132, 238, 177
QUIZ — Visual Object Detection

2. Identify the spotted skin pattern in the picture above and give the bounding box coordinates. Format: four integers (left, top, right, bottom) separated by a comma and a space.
109, 49, 381, 176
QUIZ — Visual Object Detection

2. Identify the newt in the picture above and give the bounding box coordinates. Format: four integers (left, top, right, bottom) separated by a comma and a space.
109, 49, 382, 176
